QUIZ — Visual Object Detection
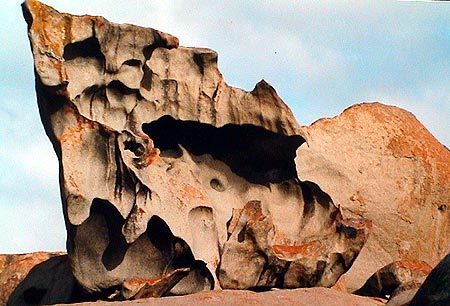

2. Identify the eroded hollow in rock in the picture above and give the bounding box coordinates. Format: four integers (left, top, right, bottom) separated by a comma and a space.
142, 115, 305, 185
73, 198, 213, 294
63, 37, 105, 62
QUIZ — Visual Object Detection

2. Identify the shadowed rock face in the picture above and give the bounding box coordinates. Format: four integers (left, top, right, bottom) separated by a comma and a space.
408, 252, 450, 306
23, 0, 369, 297
355, 260, 432, 302
0, 252, 75, 306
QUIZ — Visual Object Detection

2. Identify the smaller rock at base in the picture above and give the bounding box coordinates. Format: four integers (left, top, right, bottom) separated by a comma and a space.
408, 252, 450, 306
0, 252, 75, 306
354, 260, 431, 299
119, 268, 191, 300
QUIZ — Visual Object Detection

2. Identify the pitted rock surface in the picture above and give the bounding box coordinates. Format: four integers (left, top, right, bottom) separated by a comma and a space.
23, 0, 369, 296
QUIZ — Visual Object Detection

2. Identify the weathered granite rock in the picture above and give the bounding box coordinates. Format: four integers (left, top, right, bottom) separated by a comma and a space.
0, 252, 75, 306
296, 103, 450, 291
23, 0, 369, 297
354, 260, 431, 300
220, 200, 370, 289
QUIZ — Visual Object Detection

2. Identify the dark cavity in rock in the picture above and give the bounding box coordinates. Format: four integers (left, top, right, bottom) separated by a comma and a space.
142, 115, 305, 185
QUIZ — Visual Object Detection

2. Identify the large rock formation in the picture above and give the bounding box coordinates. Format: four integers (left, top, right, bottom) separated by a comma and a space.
23, 0, 369, 297
296, 103, 450, 291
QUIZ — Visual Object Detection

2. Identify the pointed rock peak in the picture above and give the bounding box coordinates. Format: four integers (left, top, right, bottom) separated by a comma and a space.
252, 79, 278, 96
22, 0, 54, 18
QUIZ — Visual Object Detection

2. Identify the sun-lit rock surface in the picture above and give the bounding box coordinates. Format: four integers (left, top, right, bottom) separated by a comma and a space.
296, 103, 450, 291
57, 288, 386, 306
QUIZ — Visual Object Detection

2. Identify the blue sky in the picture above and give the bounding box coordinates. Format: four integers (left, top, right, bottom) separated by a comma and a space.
1, 0, 449, 253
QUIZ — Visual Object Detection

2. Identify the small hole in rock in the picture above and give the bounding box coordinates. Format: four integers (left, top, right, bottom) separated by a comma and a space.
225, 217, 233, 240
438, 204, 447, 212
237, 227, 246, 243
280, 181, 292, 193
160, 146, 183, 158
122, 59, 141, 67
338, 224, 357, 239
63, 37, 105, 62
210, 178, 225, 192
124, 141, 145, 157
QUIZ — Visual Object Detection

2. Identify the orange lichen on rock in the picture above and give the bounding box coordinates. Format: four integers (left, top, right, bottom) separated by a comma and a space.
298, 102, 450, 291
273, 240, 325, 259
